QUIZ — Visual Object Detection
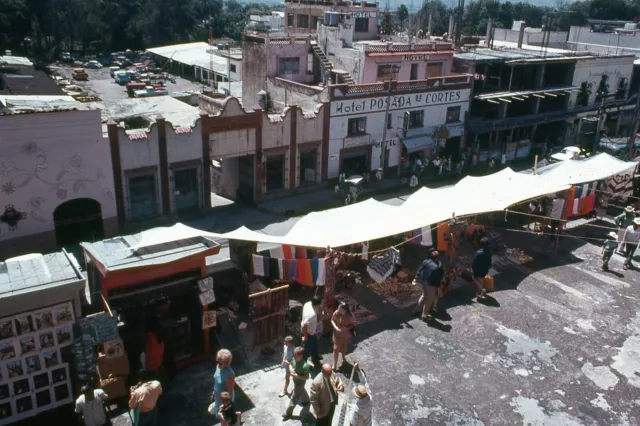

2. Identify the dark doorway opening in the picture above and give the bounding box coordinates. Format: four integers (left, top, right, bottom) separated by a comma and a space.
237, 155, 255, 204
341, 151, 369, 176
53, 198, 104, 248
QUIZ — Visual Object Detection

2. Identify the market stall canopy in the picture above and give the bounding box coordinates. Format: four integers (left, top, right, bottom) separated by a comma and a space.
535, 153, 638, 184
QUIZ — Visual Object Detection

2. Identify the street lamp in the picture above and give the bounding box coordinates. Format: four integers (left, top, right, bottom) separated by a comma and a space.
379, 64, 401, 180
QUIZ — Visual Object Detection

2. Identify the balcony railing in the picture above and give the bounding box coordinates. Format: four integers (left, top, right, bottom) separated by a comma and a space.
338, 74, 472, 95
468, 110, 575, 133
364, 42, 454, 53
285, 0, 377, 6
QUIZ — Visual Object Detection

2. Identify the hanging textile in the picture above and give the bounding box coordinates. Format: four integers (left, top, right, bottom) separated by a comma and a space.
263, 257, 270, 278
282, 245, 294, 259
295, 247, 308, 259
259, 249, 270, 257
412, 229, 422, 244
366, 248, 402, 283
269, 258, 279, 280
361, 242, 369, 261
324, 251, 339, 306
287, 260, 298, 282
421, 226, 433, 247
315, 258, 326, 286
269, 245, 284, 259
252, 255, 265, 277
298, 259, 313, 287
278, 259, 284, 279
437, 222, 450, 252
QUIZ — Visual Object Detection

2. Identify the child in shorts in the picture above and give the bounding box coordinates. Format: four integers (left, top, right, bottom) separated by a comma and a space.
280, 335, 295, 397
218, 391, 241, 426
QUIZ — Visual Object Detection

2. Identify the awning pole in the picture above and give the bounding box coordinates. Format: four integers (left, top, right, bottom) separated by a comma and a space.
101, 293, 114, 317
533, 155, 539, 175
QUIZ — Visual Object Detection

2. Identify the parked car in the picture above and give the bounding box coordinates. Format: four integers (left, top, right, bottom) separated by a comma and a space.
125, 82, 147, 97
71, 68, 88, 81
134, 86, 169, 97
60, 52, 73, 63
109, 66, 121, 77
114, 71, 131, 85
599, 137, 640, 159
83, 60, 103, 69
550, 146, 585, 162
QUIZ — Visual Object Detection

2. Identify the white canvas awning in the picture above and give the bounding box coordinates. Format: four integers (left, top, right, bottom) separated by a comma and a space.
536, 153, 638, 184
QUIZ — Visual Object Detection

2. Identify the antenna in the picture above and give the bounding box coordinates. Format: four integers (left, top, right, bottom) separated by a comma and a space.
209, 27, 214, 88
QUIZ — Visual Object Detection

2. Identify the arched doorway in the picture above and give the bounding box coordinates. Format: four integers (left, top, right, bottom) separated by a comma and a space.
53, 198, 104, 248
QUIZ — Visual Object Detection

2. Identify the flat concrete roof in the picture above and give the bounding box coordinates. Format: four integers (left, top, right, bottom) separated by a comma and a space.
0, 252, 84, 299
87, 96, 200, 129
146, 42, 238, 73
0, 95, 87, 114
0, 55, 33, 66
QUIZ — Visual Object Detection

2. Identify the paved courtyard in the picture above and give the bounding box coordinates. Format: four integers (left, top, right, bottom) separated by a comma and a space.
101, 219, 640, 426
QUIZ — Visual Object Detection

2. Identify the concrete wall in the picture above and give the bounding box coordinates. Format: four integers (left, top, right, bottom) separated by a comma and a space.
328, 87, 471, 178
266, 40, 313, 85
362, 52, 454, 84
568, 26, 640, 57
284, 2, 378, 39
242, 38, 268, 109
266, 78, 328, 112
0, 110, 117, 254
167, 121, 202, 163
317, 24, 365, 82
492, 28, 568, 48
569, 56, 635, 108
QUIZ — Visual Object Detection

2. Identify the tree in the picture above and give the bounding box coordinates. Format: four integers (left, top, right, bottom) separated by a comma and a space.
397, 4, 409, 29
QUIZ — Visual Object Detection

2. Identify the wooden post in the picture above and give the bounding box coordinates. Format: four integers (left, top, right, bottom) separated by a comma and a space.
533, 155, 539, 175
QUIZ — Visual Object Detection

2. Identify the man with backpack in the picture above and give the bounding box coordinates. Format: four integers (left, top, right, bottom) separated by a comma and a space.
413, 250, 444, 322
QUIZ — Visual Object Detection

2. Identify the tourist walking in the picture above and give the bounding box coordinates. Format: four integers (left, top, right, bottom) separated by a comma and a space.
75, 383, 109, 426
331, 301, 355, 370
209, 349, 236, 419
622, 218, 640, 270
129, 371, 163, 426
615, 206, 637, 253
310, 364, 344, 426
301, 296, 323, 367
280, 335, 295, 397
413, 250, 444, 322
472, 237, 492, 301
348, 385, 372, 426
282, 346, 310, 421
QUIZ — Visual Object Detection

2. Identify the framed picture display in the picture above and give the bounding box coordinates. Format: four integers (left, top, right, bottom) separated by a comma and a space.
0, 340, 17, 361
53, 303, 74, 326
32, 372, 49, 390
55, 325, 73, 347
35, 389, 52, 408
38, 331, 55, 350
0, 400, 11, 420
14, 393, 33, 414
0, 319, 15, 341
24, 354, 41, 374
42, 348, 60, 369
5, 359, 24, 379
34, 310, 55, 331
50, 366, 67, 385
19, 335, 37, 356
12, 378, 30, 397
14, 314, 34, 336
53, 381, 70, 403
0, 384, 9, 401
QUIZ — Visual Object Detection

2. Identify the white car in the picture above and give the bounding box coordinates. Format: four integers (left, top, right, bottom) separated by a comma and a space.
134, 86, 169, 97
83, 60, 103, 69
550, 146, 585, 162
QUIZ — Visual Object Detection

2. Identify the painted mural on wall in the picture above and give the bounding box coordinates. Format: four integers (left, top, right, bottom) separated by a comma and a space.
0, 141, 114, 237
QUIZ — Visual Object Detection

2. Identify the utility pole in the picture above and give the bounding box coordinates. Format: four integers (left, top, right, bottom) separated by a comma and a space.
627, 89, 640, 159
379, 65, 399, 179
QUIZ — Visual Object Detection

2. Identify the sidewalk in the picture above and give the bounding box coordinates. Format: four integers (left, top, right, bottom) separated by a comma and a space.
257, 158, 535, 216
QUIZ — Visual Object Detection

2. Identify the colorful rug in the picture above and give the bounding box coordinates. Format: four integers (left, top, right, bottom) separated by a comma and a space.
333, 294, 378, 325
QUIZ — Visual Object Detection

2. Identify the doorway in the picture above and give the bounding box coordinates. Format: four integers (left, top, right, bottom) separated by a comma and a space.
237, 155, 255, 204
341, 150, 369, 176
53, 198, 104, 247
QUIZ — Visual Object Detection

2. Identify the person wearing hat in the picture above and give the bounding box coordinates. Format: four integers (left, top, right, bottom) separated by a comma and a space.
622, 217, 640, 270
602, 232, 620, 271
615, 206, 637, 252
348, 385, 372, 426
413, 250, 444, 322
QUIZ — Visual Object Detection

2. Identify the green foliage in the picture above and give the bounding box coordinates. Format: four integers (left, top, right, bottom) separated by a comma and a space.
397, 4, 409, 28
0, 0, 268, 60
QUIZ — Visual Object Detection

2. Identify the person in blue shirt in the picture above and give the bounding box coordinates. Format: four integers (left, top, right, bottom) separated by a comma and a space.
413, 250, 444, 321
472, 237, 492, 301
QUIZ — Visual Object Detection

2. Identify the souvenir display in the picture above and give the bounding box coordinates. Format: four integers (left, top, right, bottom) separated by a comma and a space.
0, 302, 76, 423
34, 311, 55, 331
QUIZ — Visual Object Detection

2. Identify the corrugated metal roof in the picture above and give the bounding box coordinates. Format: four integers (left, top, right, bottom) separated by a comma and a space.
81, 233, 220, 272
0, 252, 84, 299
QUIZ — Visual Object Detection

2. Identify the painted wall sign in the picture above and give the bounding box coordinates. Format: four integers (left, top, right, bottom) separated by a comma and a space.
402, 55, 430, 61
352, 12, 376, 18
343, 134, 371, 148
331, 90, 465, 116
373, 138, 398, 148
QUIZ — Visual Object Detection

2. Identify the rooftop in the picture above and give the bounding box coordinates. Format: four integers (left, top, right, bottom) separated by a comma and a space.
0, 252, 84, 299
0, 64, 65, 96
0, 55, 33, 67
88, 96, 201, 131
81, 232, 221, 273
146, 42, 240, 73
454, 47, 569, 63
0, 95, 87, 114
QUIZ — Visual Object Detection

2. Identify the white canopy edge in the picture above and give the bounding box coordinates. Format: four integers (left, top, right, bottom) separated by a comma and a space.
535, 153, 638, 185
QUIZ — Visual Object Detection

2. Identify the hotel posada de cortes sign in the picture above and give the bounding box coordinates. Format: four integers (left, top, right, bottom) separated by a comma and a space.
331, 90, 466, 117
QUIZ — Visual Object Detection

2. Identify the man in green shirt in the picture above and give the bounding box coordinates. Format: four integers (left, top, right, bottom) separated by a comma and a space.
283, 346, 310, 420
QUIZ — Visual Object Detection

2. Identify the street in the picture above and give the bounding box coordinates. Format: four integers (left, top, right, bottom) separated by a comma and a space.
102, 187, 640, 426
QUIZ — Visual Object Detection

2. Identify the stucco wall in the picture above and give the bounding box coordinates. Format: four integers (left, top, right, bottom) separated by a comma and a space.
167, 121, 203, 164
362, 53, 454, 84
262, 114, 291, 150
0, 110, 117, 245
568, 27, 640, 57
328, 87, 471, 178
242, 39, 268, 109
266, 41, 312, 84
569, 56, 634, 108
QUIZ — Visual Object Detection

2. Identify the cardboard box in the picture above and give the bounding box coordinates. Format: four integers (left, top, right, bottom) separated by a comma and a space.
100, 376, 127, 400
97, 352, 130, 379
